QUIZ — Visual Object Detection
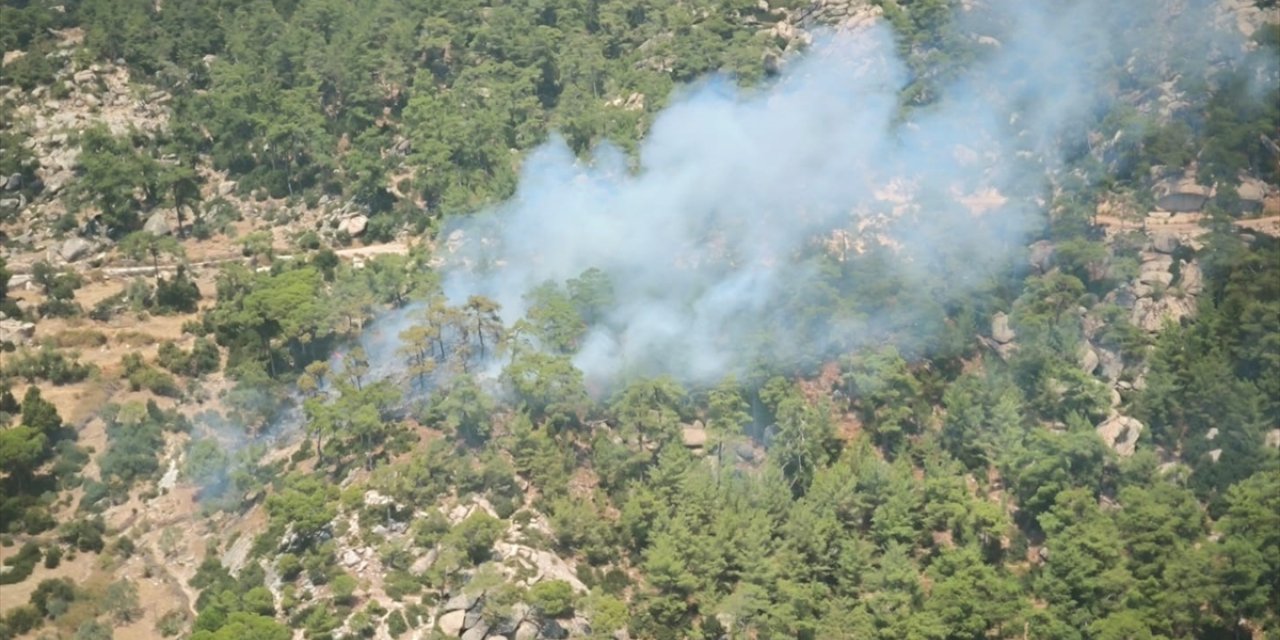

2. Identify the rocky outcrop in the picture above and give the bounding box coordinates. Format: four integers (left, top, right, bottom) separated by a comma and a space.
340, 214, 368, 237
0, 315, 36, 346
1153, 172, 1213, 213
991, 312, 1015, 344
439, 610, 468, 637
1027, 240, 1055, 273
681, 420, 708, 450
1235, 175, 1269, 215
144, 210, 173, 236
57, 236, 94, 262
1131, 295, 1195, 333
1096, 415, 1143, 457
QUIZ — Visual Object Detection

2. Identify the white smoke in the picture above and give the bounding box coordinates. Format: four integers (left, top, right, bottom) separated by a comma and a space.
394, 0, 1266, 387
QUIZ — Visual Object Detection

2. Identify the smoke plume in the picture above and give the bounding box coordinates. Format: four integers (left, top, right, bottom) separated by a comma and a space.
387, 0, 1267, 387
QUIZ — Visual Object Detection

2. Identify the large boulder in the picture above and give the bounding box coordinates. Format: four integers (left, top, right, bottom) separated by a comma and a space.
438, 610, 467, 637
1150, 232, 1179, 254
461, 620, 490, 640
0, 317, 36, 346
4, 173, 21, 191
443, 590, 482, 613
1078, 343, 1099, 375
681, 421, 708, 449
1131, 295, 1195, 332
341, 214, 368, 237
1096, 415, 1144, 457
58, 237, 94, 262
991, 312, 1015, 344
143, 210, 173, 236
515, 621, 539, 640
1153, 174, 1213, 213
1027, 240, 1055, 273
1235, 176, 1267, 215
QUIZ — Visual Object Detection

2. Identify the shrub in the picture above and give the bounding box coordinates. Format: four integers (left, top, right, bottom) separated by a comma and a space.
330, 574, 359, 606
528, 580, 576, 618
0, 542, 41, 585
42, 545, 61, 569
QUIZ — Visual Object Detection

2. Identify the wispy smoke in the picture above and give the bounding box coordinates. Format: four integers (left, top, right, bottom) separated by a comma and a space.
393, 0, 1264, 387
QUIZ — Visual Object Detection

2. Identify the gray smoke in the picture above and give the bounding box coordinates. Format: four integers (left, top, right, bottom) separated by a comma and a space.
397, 0, 1265, 387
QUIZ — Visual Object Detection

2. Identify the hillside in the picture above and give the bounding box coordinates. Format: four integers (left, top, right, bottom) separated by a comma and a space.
1, 1, 1279, 640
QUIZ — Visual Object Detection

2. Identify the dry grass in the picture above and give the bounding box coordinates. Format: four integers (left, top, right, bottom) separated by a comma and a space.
113, 331, 159, 347
47, 328, 110, 349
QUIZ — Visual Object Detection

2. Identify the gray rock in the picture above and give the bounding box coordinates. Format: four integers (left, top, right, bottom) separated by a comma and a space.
463, 607, 484, 630
1078, 343, 1099, 375
443, 590, 482, 613
515, 621, 539, 640
681, 421, 707, 449
58, 237, 93, 262
1150, 233, 1179, 254
1153, 174, 1212, 212
439, 610, 467, 637
1235, 176, 1267, 214
0, 318, 36, 345
991, 312, 1015, 344
341, 549, 360, 567
1097, 348, 1124, 382
341, 214, 368, 237
1138, 269, 1173, 288
143, 210, 172, 236
1179, 260, 1203, 294
1096, 415, 1143, 457
539, 620, 568, 640
461, 620, 490, 640
3, 173, 20, 191
1027, 240, 1055, 273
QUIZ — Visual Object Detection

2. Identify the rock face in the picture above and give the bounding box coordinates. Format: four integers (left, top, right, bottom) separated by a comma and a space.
1235, 175, 1268, 214
1096, 415, 1144, 457
1153, 173, 1213, 213
1131, 295, 1195, 333
991, 312, 1015, 344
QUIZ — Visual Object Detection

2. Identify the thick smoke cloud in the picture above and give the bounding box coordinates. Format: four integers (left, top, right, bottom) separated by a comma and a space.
393, 0, 1263, 387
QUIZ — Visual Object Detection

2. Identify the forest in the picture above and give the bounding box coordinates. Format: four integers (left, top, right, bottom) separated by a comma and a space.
0, 0, 1278, 639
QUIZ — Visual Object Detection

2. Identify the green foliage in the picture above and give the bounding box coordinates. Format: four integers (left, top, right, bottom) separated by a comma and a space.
266, 473, 339, 549
103, 579, 141, 622
445, 512, 506, 565
528, 580, 576, 618
0, 542, 42, 585
2, 345, 96, 384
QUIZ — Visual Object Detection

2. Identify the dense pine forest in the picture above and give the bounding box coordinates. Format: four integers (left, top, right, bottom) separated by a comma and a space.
0, 1, 1278, 639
